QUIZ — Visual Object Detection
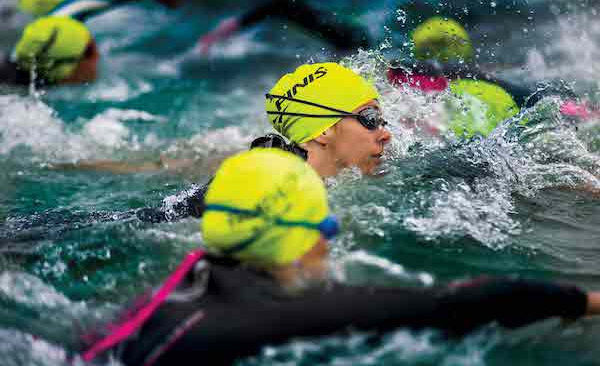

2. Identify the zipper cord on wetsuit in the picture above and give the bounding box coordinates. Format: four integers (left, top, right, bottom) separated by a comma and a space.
79, 249, 206, 362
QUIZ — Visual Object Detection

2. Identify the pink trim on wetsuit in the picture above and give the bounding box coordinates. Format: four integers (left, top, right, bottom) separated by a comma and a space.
81, 249, 206, 362
387, 68, 449, 92
560, 100, 592, 120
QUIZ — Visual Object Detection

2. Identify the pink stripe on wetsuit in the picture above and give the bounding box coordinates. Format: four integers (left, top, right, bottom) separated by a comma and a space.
387, 68, 449, 92
81, 249, 206, 362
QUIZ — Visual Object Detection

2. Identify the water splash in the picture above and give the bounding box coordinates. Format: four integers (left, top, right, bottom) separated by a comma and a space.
0, 95, 168, 162
335, 53, 600, 249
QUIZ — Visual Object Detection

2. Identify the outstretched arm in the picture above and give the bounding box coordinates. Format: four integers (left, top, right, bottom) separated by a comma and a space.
198, 0, 371, 54
52, 156, 196, 174
127, 276, 595, 365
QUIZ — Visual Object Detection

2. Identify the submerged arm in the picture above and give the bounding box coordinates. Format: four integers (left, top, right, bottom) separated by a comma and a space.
52, 156, 196, 174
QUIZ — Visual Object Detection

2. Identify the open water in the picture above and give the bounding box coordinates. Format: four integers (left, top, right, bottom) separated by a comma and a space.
1, 0, 600, 365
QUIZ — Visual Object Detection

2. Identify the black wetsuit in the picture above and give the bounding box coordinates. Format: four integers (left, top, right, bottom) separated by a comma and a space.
118, 260, 587, 366
136, 182, 210, 223
0, 56, 32, 86
238, 0, 371, 51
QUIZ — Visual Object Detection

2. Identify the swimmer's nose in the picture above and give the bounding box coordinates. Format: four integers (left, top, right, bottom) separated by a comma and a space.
378, 127, 392, 145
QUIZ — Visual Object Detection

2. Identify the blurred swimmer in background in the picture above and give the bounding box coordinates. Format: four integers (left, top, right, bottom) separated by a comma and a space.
0, 0, 180, 86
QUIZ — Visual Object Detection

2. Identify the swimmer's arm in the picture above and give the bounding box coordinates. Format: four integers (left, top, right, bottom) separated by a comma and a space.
51, 156, 196, 174
199, 0, 370, 53
587, 292, 600, 315
239, 0, 371, 50
52, 160, 164, 173
142, 277, 593, 364
294, 278, 589, 335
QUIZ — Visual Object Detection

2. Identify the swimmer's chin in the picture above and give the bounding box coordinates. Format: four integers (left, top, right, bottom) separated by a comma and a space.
363, 157, 390, 177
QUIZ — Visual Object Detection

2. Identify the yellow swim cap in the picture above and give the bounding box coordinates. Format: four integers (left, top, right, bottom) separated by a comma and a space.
265, 62, 380, 144
202, 148, 333, 267
15, 16, 92, 83
18, 0, 62, 16
447, 79, 520, 137
412, 17, 473, 62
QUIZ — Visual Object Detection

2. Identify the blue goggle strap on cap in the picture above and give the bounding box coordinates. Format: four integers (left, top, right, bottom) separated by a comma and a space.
204, 204, 340, 240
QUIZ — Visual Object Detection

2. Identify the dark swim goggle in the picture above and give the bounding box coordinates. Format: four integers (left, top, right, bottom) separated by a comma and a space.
204, 204, 340, 240
266, 94, 388, 131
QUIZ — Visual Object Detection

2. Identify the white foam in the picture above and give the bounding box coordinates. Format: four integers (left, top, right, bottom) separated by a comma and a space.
334, 250, 435, 286
0, 271, 87, 314
202, 30, 269, 59
524, 12, 600, 90
0, 95, 170, 162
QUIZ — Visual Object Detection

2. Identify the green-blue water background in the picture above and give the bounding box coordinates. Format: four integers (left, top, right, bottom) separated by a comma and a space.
2, 0, 600, 365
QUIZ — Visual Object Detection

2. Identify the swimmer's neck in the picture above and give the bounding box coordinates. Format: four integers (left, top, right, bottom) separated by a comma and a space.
303, 142, 344, 178
267, 238, 330, 289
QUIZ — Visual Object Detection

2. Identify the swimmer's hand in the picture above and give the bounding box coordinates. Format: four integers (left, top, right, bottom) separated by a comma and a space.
587, 292, 600, 316
197, 17, 240, 55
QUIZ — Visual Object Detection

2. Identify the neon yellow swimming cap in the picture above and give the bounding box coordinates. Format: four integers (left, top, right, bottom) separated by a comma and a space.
15, 16, 92, 83
18, 0, 62, 16
265, 62, 380, 144
447, 79, 519, 137
412, 17, 473, 62
202, 148, 330, 267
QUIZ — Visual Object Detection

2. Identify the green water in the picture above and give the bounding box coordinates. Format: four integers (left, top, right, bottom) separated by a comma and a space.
2, 1, 600, 365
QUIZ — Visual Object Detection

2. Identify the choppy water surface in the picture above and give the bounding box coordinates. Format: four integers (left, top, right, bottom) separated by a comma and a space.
2, 1, 600, 365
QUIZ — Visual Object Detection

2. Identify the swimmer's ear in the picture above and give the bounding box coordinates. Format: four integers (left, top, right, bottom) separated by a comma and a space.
313, 126, 335, 145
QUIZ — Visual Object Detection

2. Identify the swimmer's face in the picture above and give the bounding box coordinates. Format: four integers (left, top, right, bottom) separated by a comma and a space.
63, 40, 99, 84
329, 100, 392, 175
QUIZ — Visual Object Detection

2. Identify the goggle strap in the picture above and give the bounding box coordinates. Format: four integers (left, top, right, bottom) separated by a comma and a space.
266, 93, 353, 115
266, 111, 356, 119
37, 27, 59, 59
205, 204, 332, 234
221, 235, 259, 255
204, 204, 258, 216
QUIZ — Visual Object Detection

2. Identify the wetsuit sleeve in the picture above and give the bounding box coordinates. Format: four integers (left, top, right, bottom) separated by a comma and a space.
136, 180, 211, 223
238, 0, 371, 50
435, 277, 587, 334
124, 277, 587, 365
0, 55, 31, 86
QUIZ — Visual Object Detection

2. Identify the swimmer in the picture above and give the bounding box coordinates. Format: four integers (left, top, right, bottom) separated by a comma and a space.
0, 0, 181, 86
0, 16, 99, 86
81, 148, 600, 365
387, 17, 598, 135
59, 62, 391, 222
